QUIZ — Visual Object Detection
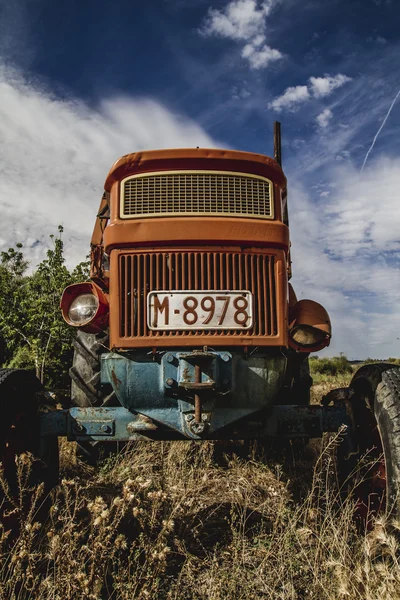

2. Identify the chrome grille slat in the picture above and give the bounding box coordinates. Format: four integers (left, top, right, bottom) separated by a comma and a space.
119, 252, 278, 340
121, 172, 273, 219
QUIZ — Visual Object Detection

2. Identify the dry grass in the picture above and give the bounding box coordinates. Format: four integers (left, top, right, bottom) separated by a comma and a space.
1, 375, 400, 599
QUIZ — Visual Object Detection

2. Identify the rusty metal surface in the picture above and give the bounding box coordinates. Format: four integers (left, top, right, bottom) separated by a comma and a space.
113, 248, 286, 348
182, 381, 215, 390
103, 219, 289, 254
274, 122, 282, 166
288, 299, 331, 353
104, 148, 286, 193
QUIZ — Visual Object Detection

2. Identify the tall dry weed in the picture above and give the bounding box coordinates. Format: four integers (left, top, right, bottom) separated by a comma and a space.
1, 393, 399, 599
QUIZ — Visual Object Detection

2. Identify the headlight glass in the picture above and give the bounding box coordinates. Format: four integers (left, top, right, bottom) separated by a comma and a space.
68, 294, 98, 324
290, 325, 326, 347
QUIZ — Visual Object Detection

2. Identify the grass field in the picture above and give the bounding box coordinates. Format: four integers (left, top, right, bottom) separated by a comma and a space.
1, 367, 400, 599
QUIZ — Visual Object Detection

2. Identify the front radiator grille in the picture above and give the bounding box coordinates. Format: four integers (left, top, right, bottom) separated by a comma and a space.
121, 172, 273, 219
119, 251, 278, 341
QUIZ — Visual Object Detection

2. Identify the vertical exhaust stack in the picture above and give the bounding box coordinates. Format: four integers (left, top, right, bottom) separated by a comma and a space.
274, 120, 291, 274
274, 121, 282, 167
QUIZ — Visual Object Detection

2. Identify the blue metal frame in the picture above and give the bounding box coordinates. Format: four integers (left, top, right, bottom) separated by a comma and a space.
99, 349, 288, 438
40, 404, 351, 441
38, 349, 352, 443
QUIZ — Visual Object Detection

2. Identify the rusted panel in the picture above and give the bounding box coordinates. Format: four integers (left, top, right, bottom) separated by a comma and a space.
184, 381, 215, 390
288, 299, 331, 352
104, 148, 286, 193
103, 218, 289, 253
111, 248, 285, 348
111, 368, 122, 390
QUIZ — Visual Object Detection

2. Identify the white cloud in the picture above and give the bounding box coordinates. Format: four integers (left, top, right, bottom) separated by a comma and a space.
309, 74, 352, 98
241, 38, 282, 69
288, 156, 400, 358
200, 0, 270, 40
323, 157, 400, 257
0, 63, 217, 268
0, 64, 398, 359
267, 85, 309, 111
200, 0, 283, 70
269, 73, 352, 113
316, 108, 332, 128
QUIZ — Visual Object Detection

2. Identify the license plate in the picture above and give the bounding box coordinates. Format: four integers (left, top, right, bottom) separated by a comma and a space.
147, 291, 253, 330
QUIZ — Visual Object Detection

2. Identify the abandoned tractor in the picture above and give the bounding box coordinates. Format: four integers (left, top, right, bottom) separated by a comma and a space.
1, 123, 400, 525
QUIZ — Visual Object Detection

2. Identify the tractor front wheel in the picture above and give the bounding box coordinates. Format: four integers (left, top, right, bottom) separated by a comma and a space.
69, 331, 118, 464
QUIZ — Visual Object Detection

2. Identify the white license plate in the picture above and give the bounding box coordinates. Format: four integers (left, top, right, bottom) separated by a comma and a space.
147, 291, 253, 330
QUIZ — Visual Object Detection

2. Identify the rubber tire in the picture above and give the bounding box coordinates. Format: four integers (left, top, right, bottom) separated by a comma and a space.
0, 369, 59, 528
292, 356, 312, 405
340, 363, 400, 522
70, 330, 116, 408
69, 331, 118, 465
277, 354, 312, 406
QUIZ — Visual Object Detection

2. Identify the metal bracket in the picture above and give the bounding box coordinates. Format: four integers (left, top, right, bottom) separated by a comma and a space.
162, 350, 231, 391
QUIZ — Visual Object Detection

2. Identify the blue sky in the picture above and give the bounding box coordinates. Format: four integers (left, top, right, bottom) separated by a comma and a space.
0, 0, 399, 358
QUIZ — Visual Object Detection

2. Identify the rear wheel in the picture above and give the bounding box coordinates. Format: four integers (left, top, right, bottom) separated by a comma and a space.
0, 369, 59, 529
69, 331, 118, 464
339, 363, 400, 526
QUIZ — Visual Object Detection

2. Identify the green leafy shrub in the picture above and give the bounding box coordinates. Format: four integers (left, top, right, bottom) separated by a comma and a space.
364, 357, 400, 365
388, 357, 400, 365
309, 355, 353, 376
0, 227, 89, 398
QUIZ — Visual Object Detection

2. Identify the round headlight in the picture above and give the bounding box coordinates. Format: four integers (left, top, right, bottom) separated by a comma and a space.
290, 324, 326, 348
68, 294, 99, 325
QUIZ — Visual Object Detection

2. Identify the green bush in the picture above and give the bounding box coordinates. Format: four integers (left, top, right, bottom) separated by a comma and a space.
309, 355, 353, 376
364, 357, 400, 365
388, 357, 400, 365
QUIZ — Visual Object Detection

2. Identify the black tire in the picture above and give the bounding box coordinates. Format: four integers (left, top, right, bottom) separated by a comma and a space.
339, 363, 400, 524
70, 330, 116, 407
0, 369, 59, 529
277, 353, 312, 406
292, 356, 312, 405
69, 331, 118, 464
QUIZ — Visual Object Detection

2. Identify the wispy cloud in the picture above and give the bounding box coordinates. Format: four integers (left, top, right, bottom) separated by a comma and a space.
268, 73, 352, 112
199, 0, 283, 69
241, 34, 282, 69
309, 74, 352, 98
268, 85, 309, 111
289, 158, 400, 357
0, 63, 217, 267
323, 157, 400, 257
316, 108, 332, 128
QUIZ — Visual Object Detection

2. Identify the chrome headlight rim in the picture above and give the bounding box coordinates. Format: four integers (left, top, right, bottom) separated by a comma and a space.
68, 293, 99, 326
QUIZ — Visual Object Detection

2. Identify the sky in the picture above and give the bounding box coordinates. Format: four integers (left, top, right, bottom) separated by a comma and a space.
0, 0, 399, 359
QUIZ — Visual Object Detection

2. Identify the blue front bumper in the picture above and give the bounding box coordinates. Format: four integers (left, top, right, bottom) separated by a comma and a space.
99, 349, 287, 439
